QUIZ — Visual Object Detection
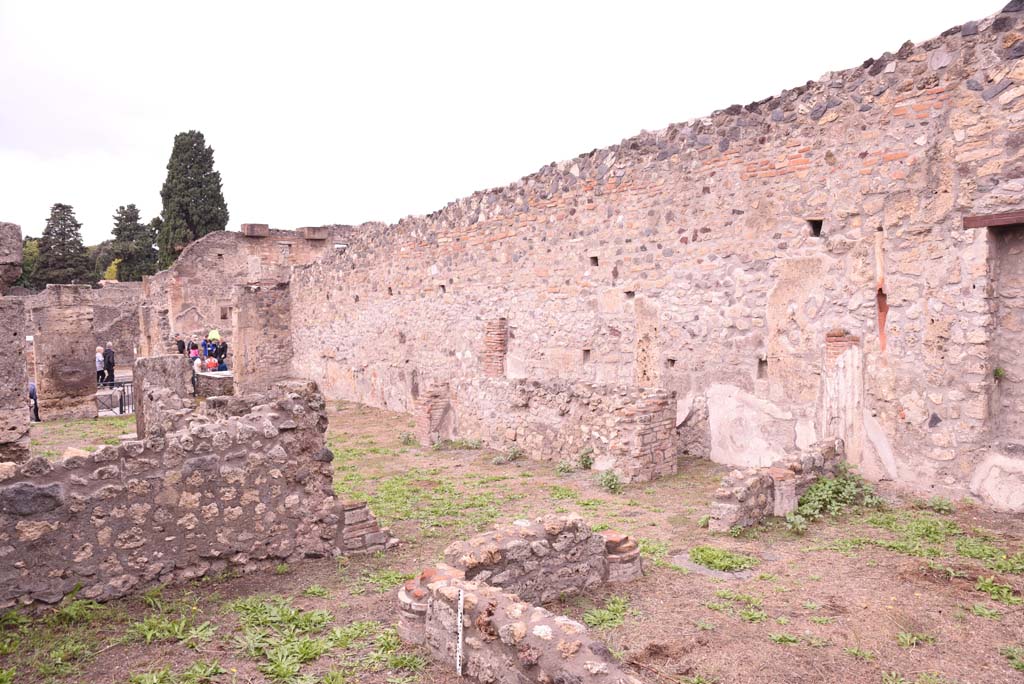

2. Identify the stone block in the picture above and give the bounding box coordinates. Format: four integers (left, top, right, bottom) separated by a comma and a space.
240, 223, 269, 237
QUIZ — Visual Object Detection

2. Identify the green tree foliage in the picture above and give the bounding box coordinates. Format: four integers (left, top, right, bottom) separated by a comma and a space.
157, 131, 228, 268
88, 239, 116, 282
33, 203, 93, 286
103, 258, 121, 281
15, 237, 39, 289
110, 204, 158, 280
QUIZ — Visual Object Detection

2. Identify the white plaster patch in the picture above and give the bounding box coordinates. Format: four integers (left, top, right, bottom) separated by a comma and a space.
706, 383, 793, 468
970, 452, 1024, 512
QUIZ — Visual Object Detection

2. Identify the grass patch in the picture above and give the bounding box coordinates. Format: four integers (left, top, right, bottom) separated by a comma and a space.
433, 438, 482, 451
769, 633, 799, 644
1001, 645, 1024, 672
583, 596, 629, 630
790, 464, 882, 529
362, 569, 415, 593
976, 576, 1023, 605
597, 471, 623, 494
896, 631, 936, 648
690, 546, 758, 572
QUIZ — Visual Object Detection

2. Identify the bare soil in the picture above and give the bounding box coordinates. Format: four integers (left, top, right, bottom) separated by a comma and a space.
3, 402, 1024, 684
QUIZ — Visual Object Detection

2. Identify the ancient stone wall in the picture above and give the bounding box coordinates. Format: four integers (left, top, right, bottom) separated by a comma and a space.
0, 299, 28, 461
28, 285, 95, 420
139, 228, 348, 357
287, 7, 1024, 503
91, 281, 142, 365
442, 515, 610, 604
422, 576, 643, 684
398, 516, 644, 684
133, 354, 194, 439
0, 223, 22, 293
450, 379, 677, 483
0, 380, 393, 608
232, 283, 292, 395
0, 223, 28, 461
709, 439, 844, 532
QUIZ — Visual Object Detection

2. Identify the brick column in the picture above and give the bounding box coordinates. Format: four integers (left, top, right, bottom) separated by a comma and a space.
482, 318, 509, 377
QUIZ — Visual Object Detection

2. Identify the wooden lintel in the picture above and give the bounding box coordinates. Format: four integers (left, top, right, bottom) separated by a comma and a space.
963, 210, 1024, 229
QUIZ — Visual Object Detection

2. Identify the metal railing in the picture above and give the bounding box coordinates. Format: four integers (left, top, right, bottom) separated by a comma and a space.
97, 381, 134, 415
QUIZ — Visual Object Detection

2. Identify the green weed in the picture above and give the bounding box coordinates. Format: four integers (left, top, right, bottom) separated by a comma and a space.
1001, 645, 1024, 672
794, 464, 881, 523
583, 596, 629, 629
597, 471, 623, 494
976, 576, 1023, 605
690, 546, 759, 572
768, 633, 799, 644
896, 631, 936, 648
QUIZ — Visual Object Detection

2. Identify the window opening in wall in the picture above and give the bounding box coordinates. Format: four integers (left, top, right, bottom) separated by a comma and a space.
220, 306, 232, 321
624, 290, 636, 299
387, 287, 393, 296
590, 256, 599, 267
807, 219, 824, 237
582, 349, 591, 364
757, 356, 768, 379
438, 285, 446, 295
216, 253, 224, 260
665, 357, 676, 369
353, 294, 360, 303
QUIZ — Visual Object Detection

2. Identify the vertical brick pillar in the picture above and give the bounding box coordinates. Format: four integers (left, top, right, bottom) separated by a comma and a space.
415, 384, 452, 445
482, 318, 509, 377
824, 329, 861, 367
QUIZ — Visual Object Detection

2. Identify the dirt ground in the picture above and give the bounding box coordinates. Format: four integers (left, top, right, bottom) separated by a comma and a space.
3, 401, 1024, 684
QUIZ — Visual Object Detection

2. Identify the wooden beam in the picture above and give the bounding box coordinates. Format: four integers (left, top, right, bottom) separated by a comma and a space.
963, 210, 1024, 229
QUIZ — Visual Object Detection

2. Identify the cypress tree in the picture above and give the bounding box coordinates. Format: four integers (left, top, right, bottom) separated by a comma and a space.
111, 204, 158, 280
157, 130, 229, 268
33, 203, 93, 285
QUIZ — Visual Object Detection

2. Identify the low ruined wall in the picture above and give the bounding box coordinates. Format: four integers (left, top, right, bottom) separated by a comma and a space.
429, 379, 677, 484
0, 380, 393, 607
195, 371, 234, 399
398, 515, 644, 684
442, 515, 610, 604
709, 439, 844, 531
424, 576, 643, 684
134, 354, 194, 439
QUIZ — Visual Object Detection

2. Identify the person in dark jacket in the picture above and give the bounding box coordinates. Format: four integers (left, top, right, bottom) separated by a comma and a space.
175, 333, 186, 355
102, 343, 116, 384
214, 339, 228, 371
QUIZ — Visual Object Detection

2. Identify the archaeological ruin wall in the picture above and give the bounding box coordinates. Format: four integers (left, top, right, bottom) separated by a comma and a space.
139, 226, 348, 358
398, 515, 644, 684
282, 5, 1024, 508
232, 282, 293, 395
90, 281, 142, 365
0, 378, 393, 608
0, 223, 26, 462
28, 285, 96, 421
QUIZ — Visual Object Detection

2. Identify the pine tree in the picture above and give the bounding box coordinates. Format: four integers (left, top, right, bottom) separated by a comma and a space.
157, 131, 229, 268
110, 204, 158, 280
33, 203, 93, 285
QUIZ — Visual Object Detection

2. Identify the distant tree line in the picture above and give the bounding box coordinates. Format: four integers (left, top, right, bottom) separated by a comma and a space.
18, 130, 229, 290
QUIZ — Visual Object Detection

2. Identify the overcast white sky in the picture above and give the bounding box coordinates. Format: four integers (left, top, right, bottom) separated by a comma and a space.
0, 1, 995, 244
